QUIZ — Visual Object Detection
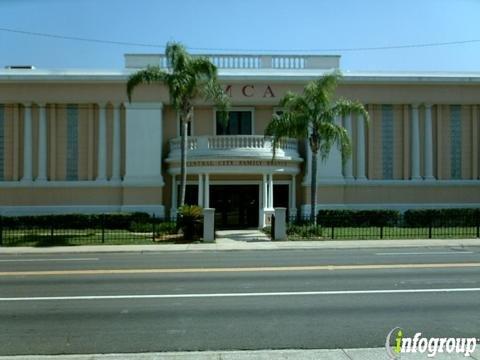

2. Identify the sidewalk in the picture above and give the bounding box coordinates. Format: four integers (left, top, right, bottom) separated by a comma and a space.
1, 347, 479, 359
0, 237, 478, 254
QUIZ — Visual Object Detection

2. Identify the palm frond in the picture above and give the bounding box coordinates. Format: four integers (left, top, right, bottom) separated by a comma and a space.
265, 112, 309, 158
332, 98, 370, 124
190, 57, 217, 81
126, 66, 167, 101
304, 71, 341, 112
202, 80, 230, 125
165, 42, 189, 71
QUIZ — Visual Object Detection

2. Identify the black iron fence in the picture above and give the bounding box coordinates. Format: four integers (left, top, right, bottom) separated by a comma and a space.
287, 210, 480, 240
0, 214, 179, 247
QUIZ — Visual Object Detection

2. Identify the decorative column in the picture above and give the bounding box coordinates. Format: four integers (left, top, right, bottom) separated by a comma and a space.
198, 174, 204, 207
204, 173, 210, 208
261, 173, 274, 228
268, 173, 274, 209
48, 105, 56, 181
111, 103, 121, 181
424, 104, 434, 180
36, 102, 47, 181
96, 103, 107, 181
21, 103, 33, 182
290, 174, 297, 218
411, 104, 421, 180
356, 115, 366, 180
263, 174, 268, 209
171, 175, 177, 219
343, 114, 353, 179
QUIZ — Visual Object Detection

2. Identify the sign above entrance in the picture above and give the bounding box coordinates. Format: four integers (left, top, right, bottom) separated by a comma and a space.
186, 159, 290, 167
224, 85, 275, 98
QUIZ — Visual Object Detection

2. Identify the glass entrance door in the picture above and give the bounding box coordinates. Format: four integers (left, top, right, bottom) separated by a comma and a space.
210, 185, 259, 229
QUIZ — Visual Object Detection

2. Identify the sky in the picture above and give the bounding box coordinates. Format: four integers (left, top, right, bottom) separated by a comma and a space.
1, 0, 480, 72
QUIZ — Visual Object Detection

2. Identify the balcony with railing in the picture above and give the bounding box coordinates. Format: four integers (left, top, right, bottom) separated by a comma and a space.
167, 135, 301, 162
125, 54, 340, 70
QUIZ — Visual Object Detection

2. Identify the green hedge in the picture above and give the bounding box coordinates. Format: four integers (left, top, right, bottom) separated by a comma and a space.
316, 210, 401, 227
0, 212, 156, 230
403, 208, 480, 227
304, 208, 480, 228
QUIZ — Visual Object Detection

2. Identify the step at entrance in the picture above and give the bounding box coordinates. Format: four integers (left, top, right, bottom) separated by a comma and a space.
215, 229, 271, 242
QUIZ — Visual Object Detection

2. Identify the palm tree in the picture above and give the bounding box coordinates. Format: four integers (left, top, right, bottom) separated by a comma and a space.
265, 72, 369, 224
127, 42, 230, 209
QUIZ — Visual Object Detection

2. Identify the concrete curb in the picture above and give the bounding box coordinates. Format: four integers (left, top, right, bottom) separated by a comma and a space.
0, 238, 479, 254
1, 347, 479, 359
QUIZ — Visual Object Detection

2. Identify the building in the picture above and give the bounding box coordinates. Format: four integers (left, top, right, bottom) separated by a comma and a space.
0, 54, 479, 228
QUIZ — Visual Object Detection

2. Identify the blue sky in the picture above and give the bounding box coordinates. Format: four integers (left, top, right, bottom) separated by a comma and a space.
1, 0, 479, 72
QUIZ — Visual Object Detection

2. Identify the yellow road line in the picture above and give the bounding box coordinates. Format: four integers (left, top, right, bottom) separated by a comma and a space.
1, 262, 480, 277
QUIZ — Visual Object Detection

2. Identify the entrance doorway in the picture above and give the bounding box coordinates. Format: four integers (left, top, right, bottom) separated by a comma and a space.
210, 185, 259, 229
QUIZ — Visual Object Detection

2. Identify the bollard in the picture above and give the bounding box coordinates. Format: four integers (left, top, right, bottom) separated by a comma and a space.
203, 208, 215, 243
274, 207, 287, 241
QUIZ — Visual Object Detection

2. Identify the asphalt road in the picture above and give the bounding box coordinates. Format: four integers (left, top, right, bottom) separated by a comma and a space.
0, 246, 480, 355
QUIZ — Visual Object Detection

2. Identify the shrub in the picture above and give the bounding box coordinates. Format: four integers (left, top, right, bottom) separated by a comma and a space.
177, 205, 203, 241
156, 221, 178, 235
316, 210, 400, 227
287, 223, 323, 238
0, 212, 158, 230
404, 208, 480, 227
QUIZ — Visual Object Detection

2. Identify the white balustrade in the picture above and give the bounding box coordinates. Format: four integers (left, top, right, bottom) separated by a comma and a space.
168, 135, 299, 160
151, 54, 339, 70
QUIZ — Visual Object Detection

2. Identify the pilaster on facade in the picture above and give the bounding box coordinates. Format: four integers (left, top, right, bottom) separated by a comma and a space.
423, 104, 435, 180
111, 102, 122, 182
410, 104, 422, 180
356, 114, 367, 180
36, 102, 48, 182
96, 102, 108, 182
343, 114, 354, 180
21, 102, 33, 183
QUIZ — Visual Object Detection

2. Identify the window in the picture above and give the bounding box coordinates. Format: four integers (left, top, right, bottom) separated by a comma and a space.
0, 104, 4, 181
450, 105, 462, 179
216, 111, 252, 135
66, 104, 78, 181
382, 104, 394, 179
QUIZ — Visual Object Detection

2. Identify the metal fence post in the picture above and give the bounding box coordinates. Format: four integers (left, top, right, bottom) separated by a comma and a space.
380, 226, 383, 239
152, 215, 156, 242
331, 226, 335, 240
270, 214, 275, 240
0, 217, 3, 246
477, 214, 480, 238
101, 215, 105, 244
50, 219, 54, 242
429, 223, 432, 239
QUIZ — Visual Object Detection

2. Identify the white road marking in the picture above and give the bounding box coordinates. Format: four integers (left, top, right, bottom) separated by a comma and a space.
1, 287, 480, 301
0, 258, 99, 262
375, 251, 474, 256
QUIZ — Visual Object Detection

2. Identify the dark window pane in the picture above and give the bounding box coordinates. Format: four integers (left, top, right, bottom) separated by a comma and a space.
240, 112, 252, 134
216, 111, 252, 135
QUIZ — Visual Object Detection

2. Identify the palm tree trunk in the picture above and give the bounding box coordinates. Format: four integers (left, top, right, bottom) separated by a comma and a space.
310, 151, 318, 225
179, 117, 188, 207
